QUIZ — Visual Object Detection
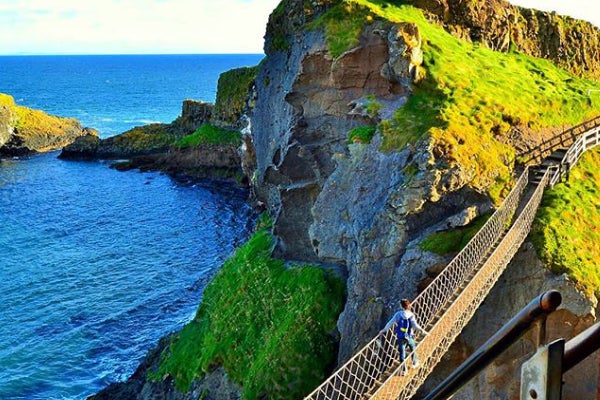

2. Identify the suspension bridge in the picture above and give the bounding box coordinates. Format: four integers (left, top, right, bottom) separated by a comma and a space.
304, 115, 600, 400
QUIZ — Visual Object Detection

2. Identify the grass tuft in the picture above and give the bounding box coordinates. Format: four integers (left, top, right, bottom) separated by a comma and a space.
420, 213, 491, 255
174, 123, 241, 148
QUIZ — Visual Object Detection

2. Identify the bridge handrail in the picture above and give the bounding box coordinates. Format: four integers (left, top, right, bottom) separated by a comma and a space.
371, 168, 550, 399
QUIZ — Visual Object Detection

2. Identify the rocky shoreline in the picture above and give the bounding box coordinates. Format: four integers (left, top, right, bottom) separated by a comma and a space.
59, 99, 246, 185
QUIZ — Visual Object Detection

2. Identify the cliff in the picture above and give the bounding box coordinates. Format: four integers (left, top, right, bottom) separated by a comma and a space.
0, 93, 94, 156
90, 0, 600, 399
248, 0, 600, 397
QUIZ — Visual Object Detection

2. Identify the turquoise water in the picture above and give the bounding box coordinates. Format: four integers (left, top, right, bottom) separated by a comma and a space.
0, 55, 260, 399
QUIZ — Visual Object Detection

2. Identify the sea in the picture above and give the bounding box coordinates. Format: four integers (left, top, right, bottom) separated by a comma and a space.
0, 54, 263, 400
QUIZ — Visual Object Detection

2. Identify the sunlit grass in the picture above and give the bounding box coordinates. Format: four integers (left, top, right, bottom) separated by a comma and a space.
420, 213, 491, 255
314, 1, 600, 202
174, 123, 241, 148
155, 219, 346, 399
531, 148, 600, 298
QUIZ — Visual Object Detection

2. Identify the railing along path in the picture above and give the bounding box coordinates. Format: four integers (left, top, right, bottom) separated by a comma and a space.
304, 116, 600, 400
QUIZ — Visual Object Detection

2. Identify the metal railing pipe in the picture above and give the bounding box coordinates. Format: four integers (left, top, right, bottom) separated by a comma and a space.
563, 321, 600, 372
422, 290, 562, 400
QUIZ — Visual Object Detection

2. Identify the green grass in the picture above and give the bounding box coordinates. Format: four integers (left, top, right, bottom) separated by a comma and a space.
174, 123, 241, 148
531, 148, 600, 298
155, 220, 346, 399
308, 2, 373, 58
348, 125, 376, 143
313, 1, 600, 202
420, 213, 491, 255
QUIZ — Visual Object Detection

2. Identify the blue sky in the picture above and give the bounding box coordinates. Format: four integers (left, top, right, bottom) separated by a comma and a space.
0, 0, 598, 55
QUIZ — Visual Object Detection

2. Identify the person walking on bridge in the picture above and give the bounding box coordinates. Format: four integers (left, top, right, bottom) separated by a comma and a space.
382, 298, 428, 375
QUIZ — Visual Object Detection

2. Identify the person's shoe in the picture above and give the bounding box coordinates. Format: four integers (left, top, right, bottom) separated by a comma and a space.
401, 366, 408, 376
412, 360, 420, 368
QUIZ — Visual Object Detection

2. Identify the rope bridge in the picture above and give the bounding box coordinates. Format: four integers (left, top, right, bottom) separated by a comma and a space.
304, 116, 600, 400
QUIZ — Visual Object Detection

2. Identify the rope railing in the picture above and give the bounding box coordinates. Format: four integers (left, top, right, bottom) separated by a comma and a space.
304, 116, 600, 400
371, 169, 550, 400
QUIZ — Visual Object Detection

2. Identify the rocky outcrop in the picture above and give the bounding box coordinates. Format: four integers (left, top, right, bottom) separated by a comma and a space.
252, 1, 427, 262
60, 96, 247, 182
175, 100, 213, 135
250, 1, 493, 363
407, 0, 600, 80
128, 144, 243, 181
61, 100, 212, 160
0, 93, 93, 156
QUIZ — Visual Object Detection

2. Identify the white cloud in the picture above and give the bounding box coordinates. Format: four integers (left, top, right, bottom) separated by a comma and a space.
508, 0, 600, 28
0, 0, 281, 54
1, 0, 598, 55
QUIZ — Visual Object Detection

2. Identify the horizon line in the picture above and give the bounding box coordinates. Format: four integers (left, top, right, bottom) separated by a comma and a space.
0, 52, 266, 57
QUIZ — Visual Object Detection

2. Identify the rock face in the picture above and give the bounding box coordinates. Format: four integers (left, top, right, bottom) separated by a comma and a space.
0, 93, 93, 156
249, 0, 600, 382
250, 1, 493, 363
408, 0, 600, 80
252, 1, 425, 263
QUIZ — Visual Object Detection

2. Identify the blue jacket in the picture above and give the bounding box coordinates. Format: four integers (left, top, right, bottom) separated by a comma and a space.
383, 309, 426, 338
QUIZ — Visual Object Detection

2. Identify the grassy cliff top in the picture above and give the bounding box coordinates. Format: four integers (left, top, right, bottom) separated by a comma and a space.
155, 221, 345, 399
313, 1, 600, 202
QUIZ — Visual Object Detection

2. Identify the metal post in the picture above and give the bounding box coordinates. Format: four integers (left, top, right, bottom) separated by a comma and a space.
563, 321, 600, 372
520, 339, 564, 400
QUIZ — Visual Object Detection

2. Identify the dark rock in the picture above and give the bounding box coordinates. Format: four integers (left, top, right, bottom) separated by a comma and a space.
58, 133, 101, 160
174, 100, 213, 135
